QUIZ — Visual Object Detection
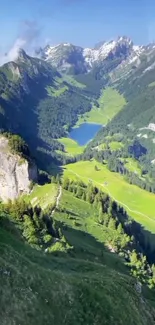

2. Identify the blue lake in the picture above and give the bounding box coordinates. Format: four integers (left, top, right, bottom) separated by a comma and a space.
69, 123, 102, 146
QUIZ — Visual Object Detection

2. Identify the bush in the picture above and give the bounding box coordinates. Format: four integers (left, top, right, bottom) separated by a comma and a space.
8, 134, 30, 158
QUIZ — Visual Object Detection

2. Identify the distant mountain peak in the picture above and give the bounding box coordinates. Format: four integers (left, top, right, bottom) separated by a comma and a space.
117, 35, 132, 43
35, 36, 147, 74
17, 48, 28, 61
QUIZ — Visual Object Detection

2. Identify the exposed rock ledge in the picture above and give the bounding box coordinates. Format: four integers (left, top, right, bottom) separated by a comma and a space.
0, 136, 38, 202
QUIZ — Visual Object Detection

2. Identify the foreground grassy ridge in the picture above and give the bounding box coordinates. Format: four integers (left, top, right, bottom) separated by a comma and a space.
54, 190, 128, 272
58, 137, 85, 155
76, 87, 126, 126
64, 160, 155, 233
0, 212, 155, 325
25, 183, 58, 209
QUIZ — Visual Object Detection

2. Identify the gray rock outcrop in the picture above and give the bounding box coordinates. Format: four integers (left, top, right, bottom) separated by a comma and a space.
0, 136, 38, 202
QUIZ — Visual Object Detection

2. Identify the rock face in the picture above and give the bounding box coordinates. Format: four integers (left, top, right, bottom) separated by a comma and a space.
0, 136, 38, 202
38, 36, 145, 74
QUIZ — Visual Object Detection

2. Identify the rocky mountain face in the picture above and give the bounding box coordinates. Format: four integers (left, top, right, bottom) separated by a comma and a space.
38, 36, 146, 74
0, 136, 38, 201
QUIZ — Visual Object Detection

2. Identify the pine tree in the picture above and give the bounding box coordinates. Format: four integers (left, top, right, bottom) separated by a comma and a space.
82, 192, 86, 201
62, 177, 70, 190
117, 223, 123, 235
108, 217, 116, 231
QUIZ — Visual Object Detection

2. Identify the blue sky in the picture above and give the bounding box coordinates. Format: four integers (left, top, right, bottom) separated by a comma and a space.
0, 0, 154, 52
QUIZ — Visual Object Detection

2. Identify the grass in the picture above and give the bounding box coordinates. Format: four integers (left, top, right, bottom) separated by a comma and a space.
61, 75, 86, 88
58, 137, 85, 155
75, 87, 126, 126
64, 160, 155, 234
0, 195, 155, 325
1, 224, 154, 325
25, 183, 58, 209
148, 81, 155, 88
95, 143, 106, 151
46, 85, 68, 97
121, 157, 142, 176
109, 141, 124, 151
55, 191, 127, 269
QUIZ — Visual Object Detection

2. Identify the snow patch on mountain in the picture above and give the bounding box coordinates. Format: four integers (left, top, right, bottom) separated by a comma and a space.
38, 36, 151, 75
41, 37, 135, 66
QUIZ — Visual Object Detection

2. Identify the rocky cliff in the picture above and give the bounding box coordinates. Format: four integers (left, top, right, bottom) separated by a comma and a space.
0, 136, 38, 201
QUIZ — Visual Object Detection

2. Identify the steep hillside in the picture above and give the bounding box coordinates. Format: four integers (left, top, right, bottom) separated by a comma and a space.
0, 183, 155, 325
0, 50, 98, 171
87, 46, 155, 191
1, 224, 154, 325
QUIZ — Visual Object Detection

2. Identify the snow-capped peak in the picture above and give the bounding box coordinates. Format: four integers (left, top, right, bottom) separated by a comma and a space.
83, 37, 133, 66
39, 36, 145, 73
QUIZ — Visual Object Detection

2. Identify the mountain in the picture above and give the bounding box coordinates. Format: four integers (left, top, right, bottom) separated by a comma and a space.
37, 43, 89, 74
1, 36, 155, 325
86, 41, 155, 192
39, 36, 144, 74
0, 49, 96, 171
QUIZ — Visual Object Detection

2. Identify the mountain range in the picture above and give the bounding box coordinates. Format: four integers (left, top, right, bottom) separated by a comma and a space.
1, 35, 155, 171
1, 35, 155, 324
37, 36, 154, 76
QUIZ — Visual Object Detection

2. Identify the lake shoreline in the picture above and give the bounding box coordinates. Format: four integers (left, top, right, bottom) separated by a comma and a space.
69, 122, 103, 146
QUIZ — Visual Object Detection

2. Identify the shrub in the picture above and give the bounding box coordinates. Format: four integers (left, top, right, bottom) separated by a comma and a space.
8, 134, 30, 158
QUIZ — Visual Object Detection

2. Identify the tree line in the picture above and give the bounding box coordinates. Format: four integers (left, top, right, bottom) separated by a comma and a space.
0, 198, 69, 253
62, 177, 155, 288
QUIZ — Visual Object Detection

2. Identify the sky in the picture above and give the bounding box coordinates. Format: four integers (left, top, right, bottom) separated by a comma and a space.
0, 0, 155, 59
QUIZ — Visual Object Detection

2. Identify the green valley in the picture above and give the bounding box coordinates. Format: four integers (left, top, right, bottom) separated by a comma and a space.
75, 87, 126, 126
64, 160, 155, 234
58, 137, 85, 156
1, 25, 155, 325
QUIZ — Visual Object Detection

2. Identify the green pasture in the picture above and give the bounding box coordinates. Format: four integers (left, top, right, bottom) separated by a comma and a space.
76, 87, 126, 126
64, 160, 155, 234
58, 137, 85, 155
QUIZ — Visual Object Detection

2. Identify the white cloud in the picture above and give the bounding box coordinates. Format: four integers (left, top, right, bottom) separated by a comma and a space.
0, 20, 41, 66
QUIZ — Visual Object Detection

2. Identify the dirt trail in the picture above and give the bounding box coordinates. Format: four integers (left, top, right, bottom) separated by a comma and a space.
52, 185, 62, 215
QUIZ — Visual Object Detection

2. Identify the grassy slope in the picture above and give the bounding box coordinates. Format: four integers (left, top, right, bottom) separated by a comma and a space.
61, 75, 86, 88
25, 183, 58, 209
0, 193, 155, 325
46, 85, 69, 97
54, 190, 128, 270
76, 87, 126, 126
58, 137, 85, 155
64, 160, 155, 234
109, 141, 124, 150
123, 158, 142, 176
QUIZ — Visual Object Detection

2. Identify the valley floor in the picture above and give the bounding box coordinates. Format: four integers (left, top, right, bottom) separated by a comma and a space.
75, 87, 126, 126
